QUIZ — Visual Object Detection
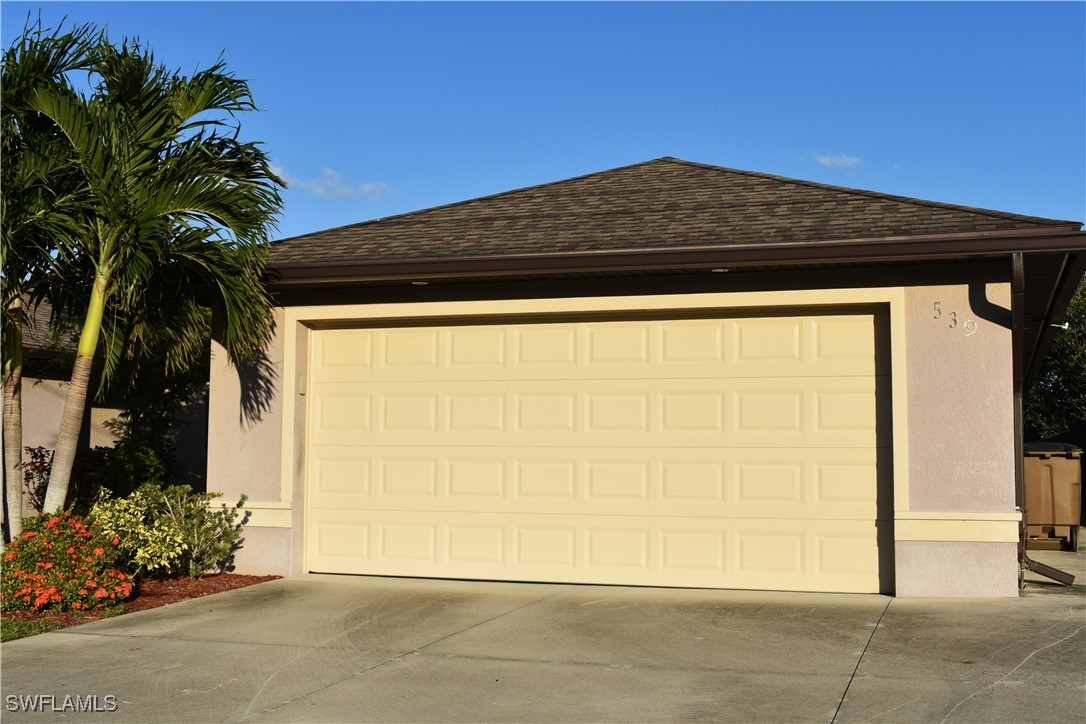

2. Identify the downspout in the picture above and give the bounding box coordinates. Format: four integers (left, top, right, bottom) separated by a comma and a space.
1011, 252, 1026, 586
1014, 252, 1075, 587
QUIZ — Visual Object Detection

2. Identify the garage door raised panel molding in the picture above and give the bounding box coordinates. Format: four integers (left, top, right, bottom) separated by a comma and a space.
306, 313, 886, 593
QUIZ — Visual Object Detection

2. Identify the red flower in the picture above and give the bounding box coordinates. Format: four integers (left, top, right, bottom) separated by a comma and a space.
94, 588, 108, 599
93, 548, 105, 556
4, 552, 14, 561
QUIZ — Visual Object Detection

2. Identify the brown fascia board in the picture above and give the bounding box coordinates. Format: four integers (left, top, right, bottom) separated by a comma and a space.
266, 225, 1086, 287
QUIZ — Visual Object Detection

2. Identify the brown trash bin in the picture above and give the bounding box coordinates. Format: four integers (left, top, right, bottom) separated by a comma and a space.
1024, 443, 1082, 552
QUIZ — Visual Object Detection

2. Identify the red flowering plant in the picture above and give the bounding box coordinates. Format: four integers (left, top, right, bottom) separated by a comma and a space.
1, 512, 134, 612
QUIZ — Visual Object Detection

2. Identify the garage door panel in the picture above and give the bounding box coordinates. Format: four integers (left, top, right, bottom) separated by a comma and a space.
306, 509, 881, 592
309, 377, 883, 449
307, 312, 884, 593
308, 445, 880, 519
310, 316, 877, 384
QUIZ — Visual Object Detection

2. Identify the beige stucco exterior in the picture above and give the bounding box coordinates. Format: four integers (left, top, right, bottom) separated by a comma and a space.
207, 307, 287, 505
904, 283, 1015, 512
23, 379, 121, 451
207, 280, 1021, 596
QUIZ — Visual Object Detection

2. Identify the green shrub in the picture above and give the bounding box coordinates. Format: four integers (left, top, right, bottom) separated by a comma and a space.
1, 512, 134, 612
90, 485, 249, 579
87, 487, 186, 575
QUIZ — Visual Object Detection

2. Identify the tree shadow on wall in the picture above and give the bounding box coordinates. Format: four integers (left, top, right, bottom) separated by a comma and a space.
231, 318, 279, 430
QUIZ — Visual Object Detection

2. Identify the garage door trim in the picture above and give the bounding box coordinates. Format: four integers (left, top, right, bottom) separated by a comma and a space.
291, 289, 909, 592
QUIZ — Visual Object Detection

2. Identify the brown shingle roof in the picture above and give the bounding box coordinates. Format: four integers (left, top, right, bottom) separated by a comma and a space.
269, 157, 1078, 267
21, 299, 75, 354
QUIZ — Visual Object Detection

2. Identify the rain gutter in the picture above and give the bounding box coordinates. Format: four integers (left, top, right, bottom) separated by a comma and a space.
265, 225, 1085, 286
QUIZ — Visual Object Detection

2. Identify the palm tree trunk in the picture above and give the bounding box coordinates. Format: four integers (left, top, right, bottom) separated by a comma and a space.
43, 274, 107, 513
3, 299, 25, 543
3, 363, 24, 544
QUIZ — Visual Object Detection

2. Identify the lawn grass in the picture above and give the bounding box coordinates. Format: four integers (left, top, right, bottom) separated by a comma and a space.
1, 619, 62, 642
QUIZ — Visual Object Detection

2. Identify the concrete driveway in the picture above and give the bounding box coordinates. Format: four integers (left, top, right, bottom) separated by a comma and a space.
2, 569, 1084, 723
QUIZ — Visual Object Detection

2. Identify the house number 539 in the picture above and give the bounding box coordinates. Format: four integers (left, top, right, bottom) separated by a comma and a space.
933, 302, 977, 335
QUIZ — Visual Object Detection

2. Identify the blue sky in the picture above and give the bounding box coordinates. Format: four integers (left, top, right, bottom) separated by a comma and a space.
3, 1, 1084, 241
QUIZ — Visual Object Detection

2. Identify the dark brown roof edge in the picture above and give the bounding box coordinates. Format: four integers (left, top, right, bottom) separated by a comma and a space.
267, 225, 1086, 286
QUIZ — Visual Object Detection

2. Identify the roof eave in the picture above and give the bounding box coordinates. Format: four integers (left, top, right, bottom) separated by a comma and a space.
265, 225, 1085, 287
1024, 251, 1086, 389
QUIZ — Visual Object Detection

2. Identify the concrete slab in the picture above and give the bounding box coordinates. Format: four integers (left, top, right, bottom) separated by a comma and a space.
1, 633, 393, 723
2, 572, 1084, 723
422, 586, 887, 676
55, 575, 563, 651
836, 594, 1086, 722
253, 653, 850, 723
836, 674, 1085, 723
844, 597, 1085, 681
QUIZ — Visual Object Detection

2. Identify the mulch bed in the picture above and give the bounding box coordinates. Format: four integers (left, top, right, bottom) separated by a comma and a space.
1, 573, 280, 630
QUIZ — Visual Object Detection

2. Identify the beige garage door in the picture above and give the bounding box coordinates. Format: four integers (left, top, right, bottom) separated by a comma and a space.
306, 312, 886, 593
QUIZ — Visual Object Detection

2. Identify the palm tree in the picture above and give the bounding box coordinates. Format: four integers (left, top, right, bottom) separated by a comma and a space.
1, 19, 99, 540
28, 37, 283, 512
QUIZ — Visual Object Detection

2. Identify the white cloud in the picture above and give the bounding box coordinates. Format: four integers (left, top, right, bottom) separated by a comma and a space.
813, 153, 862, 169
271, 165, 389, 201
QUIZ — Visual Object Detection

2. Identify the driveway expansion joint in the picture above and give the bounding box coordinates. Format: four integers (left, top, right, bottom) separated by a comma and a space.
830, 595, 893, 723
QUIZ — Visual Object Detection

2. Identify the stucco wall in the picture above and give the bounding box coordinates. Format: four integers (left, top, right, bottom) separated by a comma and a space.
206, 308, 290, 574
897, 281, 1017, 597
23, 378, 121, 450
896, 541, 1019, 597
230, 526, 293, 576
207, 308, 286, 502
904, 282, 1015, 512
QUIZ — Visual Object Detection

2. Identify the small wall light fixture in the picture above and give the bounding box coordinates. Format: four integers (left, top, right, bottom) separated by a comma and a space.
710, 268, 730, 273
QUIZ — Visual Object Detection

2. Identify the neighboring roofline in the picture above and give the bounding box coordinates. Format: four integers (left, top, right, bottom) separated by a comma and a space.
266, 224, 1086, 286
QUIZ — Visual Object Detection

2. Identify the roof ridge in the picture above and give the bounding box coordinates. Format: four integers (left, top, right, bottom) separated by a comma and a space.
659, 157, 1076, 226
274, 156, 1079, 245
